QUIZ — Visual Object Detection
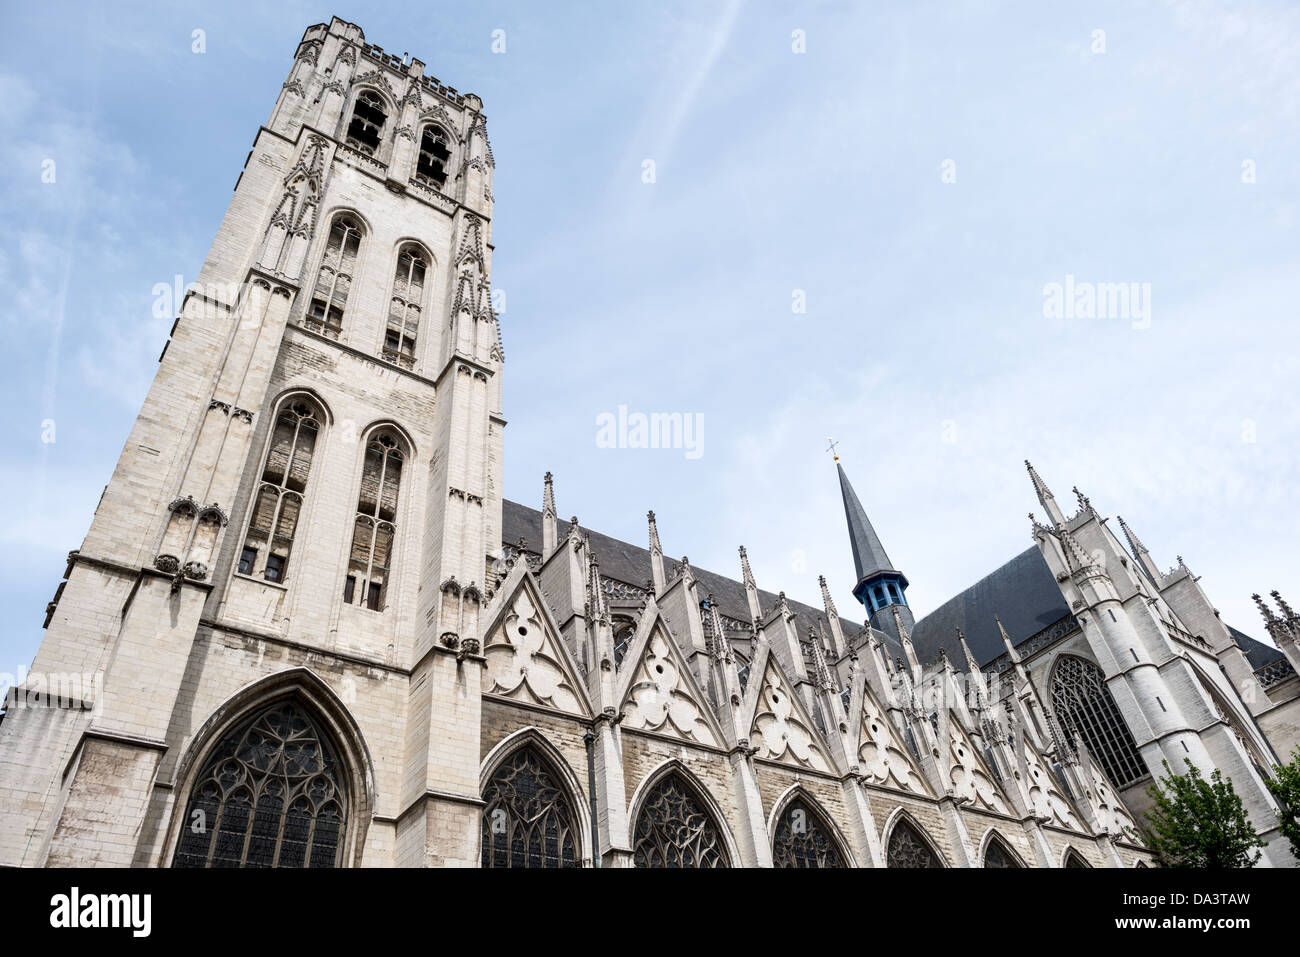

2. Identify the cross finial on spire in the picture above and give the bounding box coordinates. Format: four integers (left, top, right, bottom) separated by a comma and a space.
826, 436, 840, 462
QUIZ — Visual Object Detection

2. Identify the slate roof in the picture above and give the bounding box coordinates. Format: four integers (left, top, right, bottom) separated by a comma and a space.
500, 499, 879, 660
908, 546, 1071, 667
909, 545, 1284, 674
838, 463, 897, 582
1228, 625, 1284, 670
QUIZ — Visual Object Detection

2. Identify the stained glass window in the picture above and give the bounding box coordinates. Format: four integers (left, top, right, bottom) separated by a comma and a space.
633, 773, 730, 868
481, 747, 579, 868
983, 833, 1023, 868
173, 699, 347, 868
886, 818, 942, 868
1051, 655, 1149, 788
773, 797, 846, 868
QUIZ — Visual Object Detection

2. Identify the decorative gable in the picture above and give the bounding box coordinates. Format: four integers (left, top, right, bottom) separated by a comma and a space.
857, 689, 928, 794
1023, 743, 1083, 830
420, 104, 463, 141
749, 658, 832, 773
1088, 759, 1139, 838
351, 69, 398, 101
483, 580, 589, 716
949, 724, 1010, 814
620, 624, 718, 746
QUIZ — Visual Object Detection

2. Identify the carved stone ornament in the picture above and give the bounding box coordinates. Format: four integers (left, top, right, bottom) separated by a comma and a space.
484, 589, 583, 714
750, 662, 831, 771
622, 629, 716, 745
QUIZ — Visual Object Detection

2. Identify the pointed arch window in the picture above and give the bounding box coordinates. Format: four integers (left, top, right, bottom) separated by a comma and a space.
346, 90, 386, 156
481, 747, 580, 868
611, 615, 637, 667
773, 796, 846, 868
383, 244, 426, 369
1193, 668, 1272, 783
983, 833, 1023, 868
307, 215, 362, 340
416, 126, 452, 190
1064, 848, 1091, 868
886, 817, 942, 868
344, 431, 404, 611
633, 772, 730, 868
239, 399, 320, 583
172, 699, 348, 868
1051, 655, 1149, 789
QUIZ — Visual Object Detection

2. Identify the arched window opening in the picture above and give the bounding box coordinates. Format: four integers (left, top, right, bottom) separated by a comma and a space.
416, 126, 452, 190
307, 216, 361, 340
1064, 848, 1091, 868
1194, 669, 1271, 783
1050, 656, 1149, 789
383, 245, 426, 369
344, 431, 404, 611
172, 699, 348, 868
633, 772, 730, 868
983, 833, 1023, 868
886, 817, 942, 868
239, 400, 320, 583
612, 616, 637, 667
773, 796, 846, 868
346, 90, 386, 156
481, 746, 580, 868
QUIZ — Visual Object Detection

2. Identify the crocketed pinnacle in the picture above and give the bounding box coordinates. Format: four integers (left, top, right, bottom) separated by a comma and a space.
542, 471, 555, 518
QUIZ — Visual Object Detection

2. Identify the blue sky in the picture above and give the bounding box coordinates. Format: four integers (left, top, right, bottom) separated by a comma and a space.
1, 1, 1297, 672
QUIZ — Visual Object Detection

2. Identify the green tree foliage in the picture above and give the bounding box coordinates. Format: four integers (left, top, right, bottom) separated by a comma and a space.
1142, 759, 1264, 868
1266, 746, 1300, 861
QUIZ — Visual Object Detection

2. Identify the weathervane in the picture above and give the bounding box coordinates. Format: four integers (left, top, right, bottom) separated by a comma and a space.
826, 436, 839, 462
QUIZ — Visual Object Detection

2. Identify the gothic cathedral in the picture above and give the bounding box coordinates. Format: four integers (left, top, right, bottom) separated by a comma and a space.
3, 18, 1298, 868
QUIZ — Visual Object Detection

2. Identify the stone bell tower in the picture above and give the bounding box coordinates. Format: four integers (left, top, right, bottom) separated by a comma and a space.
0, 17, 504, 867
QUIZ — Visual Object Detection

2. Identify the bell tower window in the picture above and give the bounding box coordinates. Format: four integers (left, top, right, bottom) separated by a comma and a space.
416, 126, 451, 190
344, 431, 404, 611
306, 216, 362, 340
346, 90, 386, 156
239, 399, 321, 584
383, 244, 427, 369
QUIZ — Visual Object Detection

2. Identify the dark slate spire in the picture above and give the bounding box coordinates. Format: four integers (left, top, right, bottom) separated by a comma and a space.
837, 462, 913, 643
838, 462, 895, 581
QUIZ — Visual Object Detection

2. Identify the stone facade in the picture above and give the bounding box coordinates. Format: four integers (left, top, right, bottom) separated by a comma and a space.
1, 17, 1293, 869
